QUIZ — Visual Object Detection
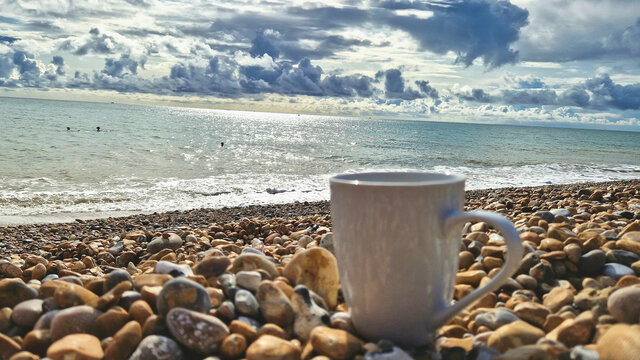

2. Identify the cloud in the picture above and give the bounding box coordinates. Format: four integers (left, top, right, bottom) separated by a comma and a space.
59, 28, 131, 56
456, 73, 640, 110
51, 55, 65, 75
0, 35, 19, 44
378, 0, 529, 68
0, 50, 60, 87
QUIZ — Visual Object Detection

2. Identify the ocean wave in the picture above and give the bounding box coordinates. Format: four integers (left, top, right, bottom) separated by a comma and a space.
1, 163, 639, 217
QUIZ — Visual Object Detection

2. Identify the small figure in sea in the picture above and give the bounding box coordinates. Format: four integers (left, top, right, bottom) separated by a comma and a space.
221, 142, 224, 147
66, 127, 70, 131
96, 126, 101, 132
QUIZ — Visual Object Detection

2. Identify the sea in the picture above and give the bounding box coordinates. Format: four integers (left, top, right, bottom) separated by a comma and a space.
1, 97, 639, 224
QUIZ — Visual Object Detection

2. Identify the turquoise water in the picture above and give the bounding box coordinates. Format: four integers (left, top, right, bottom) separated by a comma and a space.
1, 97, 639, 219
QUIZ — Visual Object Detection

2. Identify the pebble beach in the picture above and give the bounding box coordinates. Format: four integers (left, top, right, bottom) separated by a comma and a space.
1, 179, 640, 360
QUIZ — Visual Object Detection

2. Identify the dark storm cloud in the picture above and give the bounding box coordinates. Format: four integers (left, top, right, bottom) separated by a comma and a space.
102, 54, 140, 77
456, 74, 640, 110
415, 80, 439, 99
378, 69, 440, 100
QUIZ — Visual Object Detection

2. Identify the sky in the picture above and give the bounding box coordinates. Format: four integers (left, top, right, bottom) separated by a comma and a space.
1, 0, 640, 130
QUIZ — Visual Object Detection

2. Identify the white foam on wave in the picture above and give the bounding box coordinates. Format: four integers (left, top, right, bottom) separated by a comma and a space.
1, 163, 639, 222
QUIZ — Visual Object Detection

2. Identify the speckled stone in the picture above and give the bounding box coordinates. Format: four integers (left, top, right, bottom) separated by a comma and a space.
129, 335, 184, 360
156, 277, 211, 316
166, 307, 229, 354
291, 285, 330, 341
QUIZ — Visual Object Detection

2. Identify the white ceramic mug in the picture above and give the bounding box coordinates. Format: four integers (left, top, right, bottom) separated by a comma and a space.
330, 172, 523, 346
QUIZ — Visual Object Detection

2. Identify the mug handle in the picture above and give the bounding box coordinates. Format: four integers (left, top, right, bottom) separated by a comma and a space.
431, 210, 524, 331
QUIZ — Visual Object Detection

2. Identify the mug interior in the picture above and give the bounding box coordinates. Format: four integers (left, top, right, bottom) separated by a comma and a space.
330, 171, 465, 186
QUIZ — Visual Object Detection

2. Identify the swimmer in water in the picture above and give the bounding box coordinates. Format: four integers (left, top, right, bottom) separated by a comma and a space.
67, 127, 70, 131
221, 142, 224, 147
96, 126, 101, 132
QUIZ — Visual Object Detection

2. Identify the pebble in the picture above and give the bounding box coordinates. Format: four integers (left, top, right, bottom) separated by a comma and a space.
129, 335, 184, 360
46, 334, 103, 360
597, 323, 640, 360
166, 307, 229, 354
246, 334, 301, 360
230, 253, 278, 279
487, 320, 545, 353
579, 250, 607, 276
0, 307, 11, 333
283, 247, 340, 309
0, 260, 22, 278
475, 309, 520, 330
11, 299, 43, 328
236, 270, 262, 292
103, 269, 134, 292
602, 263, 635, 279
0, 333, 21, 360
156, 277, 211, 316
607, 285, 640, 323
147, 233, 183, 254
310, 326, 362, 360
0, 279, 38, 308
103, 320, 142, 360
234, 289, 260, 318
291, 285, 330, 341
220, 333, 247, 358
543, 287, 575, 313
49, 305, 102, 340
155, 260, 194, 277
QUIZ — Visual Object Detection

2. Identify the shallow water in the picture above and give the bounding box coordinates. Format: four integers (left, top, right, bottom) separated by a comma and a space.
1, 97, 639, 220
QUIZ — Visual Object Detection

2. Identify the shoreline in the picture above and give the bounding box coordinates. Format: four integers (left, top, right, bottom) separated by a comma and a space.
1, 179, 638, 228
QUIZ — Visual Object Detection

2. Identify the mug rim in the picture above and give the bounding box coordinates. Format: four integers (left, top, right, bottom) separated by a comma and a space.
330, 171, 466, 186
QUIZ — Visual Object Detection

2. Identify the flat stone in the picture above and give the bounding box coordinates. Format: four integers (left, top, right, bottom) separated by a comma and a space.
514, 302, 551, 327
157, 277, 211, 316
597, 323, 640, 360
95, 307, 130, 339
22, 329, 52, 357
475, 309, 520, 330
11, 299, 43, 328
47, 334, 103, 360
0, 333, 21, 360
104, 320, 142, 360
194, 256, 231, 277
147, 233, 183, 254
0, 279, 38, 308
129, 300, 154, 325
133, 273, 173, 290
546, 311, 595, 347
487, 320, 545, 353
166, 307, 229, 354
606, 249, 640, 267
310, 326, 362, 360
603, 263, 635, 279
493, 345, 553, 360
7, 351, 40, 360
49, 305, 102, 341
129, 335, 184, 360
41, 280, 99, 308
456, 270, 487, 287
543, 287, 574, 313
246, 335, 301, 360
607, 285, 640, 323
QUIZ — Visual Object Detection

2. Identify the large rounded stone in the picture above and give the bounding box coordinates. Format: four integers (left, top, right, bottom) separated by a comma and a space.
608, 285, 640, 323
597, 324, 640, 360
166, 307, 229, 354
0, 261, 22, 278
157, 277, 210, 316
543, 287, 574, 313
235, 289, 260, 318
283, 247, 340, 309
0, 279, 38, 308
11, 299, 43, 328
49, 305, 102, 340
147, 234, 183, 254
47, 334, 103, 360
0, 333, 21, 360
129, 335, 184, 360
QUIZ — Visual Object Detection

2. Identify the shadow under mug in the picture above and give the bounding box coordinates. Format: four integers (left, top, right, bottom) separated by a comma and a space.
330, 171, 524, 347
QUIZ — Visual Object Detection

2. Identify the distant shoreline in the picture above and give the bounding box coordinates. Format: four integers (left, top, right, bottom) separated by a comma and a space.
1, 178, 638, 227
